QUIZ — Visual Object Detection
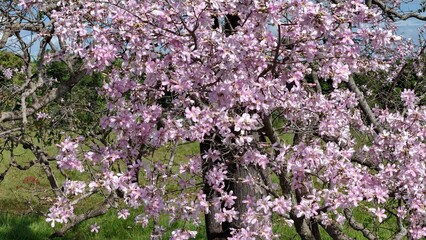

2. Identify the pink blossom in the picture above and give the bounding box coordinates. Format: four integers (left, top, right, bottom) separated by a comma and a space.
401, 89, 417, 108
369, 208, 387, 223
272, 197, 292, 215
36, 112, 50, 120
2, 68, 13, 79
221, 191, 237, 208
170, 229, 197, 240
118, 209, 130, 219
234, 113, 260, 134
46, 197, 74, 227
206, 165, 227, 189
215, 208, 239, 223
90, 223, 100, 233
64, 180, 86, 196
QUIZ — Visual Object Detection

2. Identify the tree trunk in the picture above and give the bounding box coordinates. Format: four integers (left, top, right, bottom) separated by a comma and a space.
201, 141, 226, 240
201, 140, 263, 239
226, 164, 262, 230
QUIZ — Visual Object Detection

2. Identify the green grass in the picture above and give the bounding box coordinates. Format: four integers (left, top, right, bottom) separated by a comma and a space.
0, 134, 402, 239
0, 210, 399, 240
0, 140, 206, 239
0, 213, 52, 240
0, 211, 208, 240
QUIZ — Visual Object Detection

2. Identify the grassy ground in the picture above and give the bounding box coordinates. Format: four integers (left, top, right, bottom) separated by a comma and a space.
0, 135, 399, 239
0, 211, 394, 240
0, 211, 207, 240
0, 140, 207, 240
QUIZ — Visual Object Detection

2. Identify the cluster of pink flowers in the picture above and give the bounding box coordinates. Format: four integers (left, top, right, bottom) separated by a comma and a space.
46, 197, 74, 228
56, 137, 84, 172
1, 68, 13, 80
36, 112, 51, 120
63, 180, 86, 196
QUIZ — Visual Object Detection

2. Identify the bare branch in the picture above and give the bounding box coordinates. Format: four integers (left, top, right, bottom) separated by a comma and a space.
51, 192, 118, 238
344, 209, 377, 240
0, 30, 12, 49
167, 141, 178, 172
0, 128, 21, 137
71, 190, 98, 205
0, 69, 87, 123
0, 160, 13, 182
312, 69, 322, 94
12, 159, 36, 170
394, 200, 407, 240
347, 76, 383, 134
318, 221, 354, 240
394, 217, 407, 240
372, 0, 426, 21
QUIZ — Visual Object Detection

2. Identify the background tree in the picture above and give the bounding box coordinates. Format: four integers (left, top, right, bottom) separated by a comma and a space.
0, 0, 106, 234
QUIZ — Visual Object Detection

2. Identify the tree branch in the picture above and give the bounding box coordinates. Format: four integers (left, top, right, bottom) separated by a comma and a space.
372, 0, 426, 21
0, 69, 87, 123
51, 192, 117, 238
343, 209, 377, 240
347, 76, 382, 134
318, 221, 354, 240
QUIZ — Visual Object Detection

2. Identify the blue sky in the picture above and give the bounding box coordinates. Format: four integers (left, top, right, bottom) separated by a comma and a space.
396, 0, 425, 43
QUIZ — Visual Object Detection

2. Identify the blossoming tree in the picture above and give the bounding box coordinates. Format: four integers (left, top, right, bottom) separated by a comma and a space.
3, 0, 426, 239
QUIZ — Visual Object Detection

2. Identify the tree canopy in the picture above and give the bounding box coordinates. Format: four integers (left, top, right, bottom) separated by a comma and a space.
2, 0, 426, 239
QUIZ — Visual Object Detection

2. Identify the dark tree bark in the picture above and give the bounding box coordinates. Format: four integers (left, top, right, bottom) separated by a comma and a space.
203, 13, 255, 240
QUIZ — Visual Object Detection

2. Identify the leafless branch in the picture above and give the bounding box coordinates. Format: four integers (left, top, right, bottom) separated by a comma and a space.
347, 76, 383, 134
344, 208, 377, 240
372, 0, 426, 21
0, 68, 87, 123
51, 192, 118, 238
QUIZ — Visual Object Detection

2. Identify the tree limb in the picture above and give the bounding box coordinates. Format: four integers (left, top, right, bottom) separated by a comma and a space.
51, 192, 117, 238
343, 209, 377, 240
0, 69, 87, 123
318, 221, 354, 240
372, 0, 426, 21
347, 76, 383, 134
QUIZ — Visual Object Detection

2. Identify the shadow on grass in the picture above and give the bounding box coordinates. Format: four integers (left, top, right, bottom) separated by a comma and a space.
0, 213, 52, 240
